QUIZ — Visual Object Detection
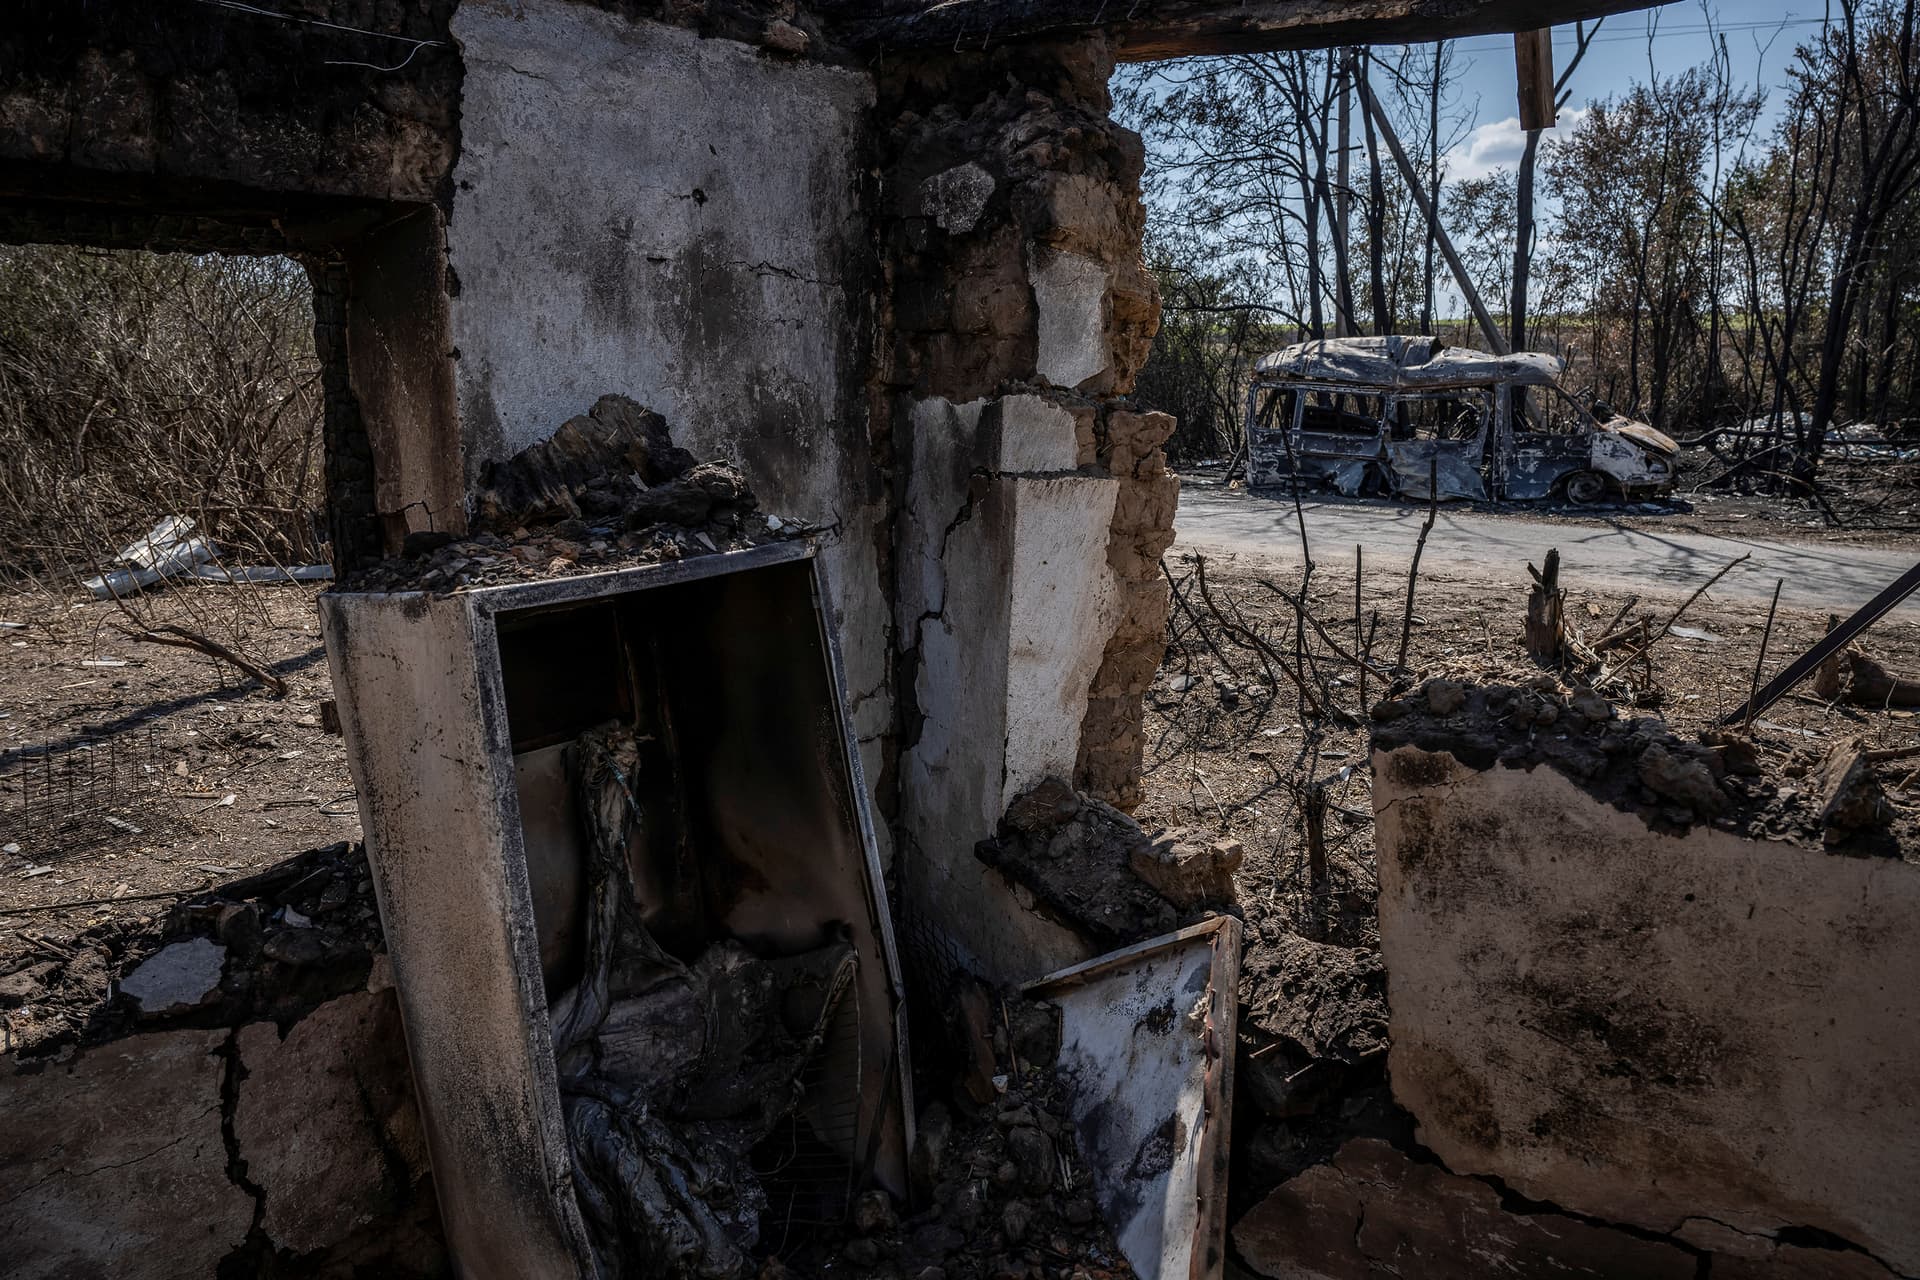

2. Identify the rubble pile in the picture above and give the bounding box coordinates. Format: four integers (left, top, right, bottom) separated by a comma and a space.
1231, 931, 1407, 1206
342, 395, 806, 593
2, 840, 383, 1058
1371, 675, 1916, 856
975, 776, 1240, 946
775, 986, 1136, 1280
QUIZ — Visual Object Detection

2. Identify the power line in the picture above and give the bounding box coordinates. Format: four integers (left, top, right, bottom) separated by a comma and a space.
1446, 17, 1831, 55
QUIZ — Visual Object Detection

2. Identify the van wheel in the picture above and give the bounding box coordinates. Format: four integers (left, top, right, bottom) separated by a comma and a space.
1564, 471, 1608, 505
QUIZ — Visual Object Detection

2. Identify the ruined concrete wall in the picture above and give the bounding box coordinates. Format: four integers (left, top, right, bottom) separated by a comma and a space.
1366, 741, 1920, 1278
877, 38, 1169, 983
444, 1, 894, 840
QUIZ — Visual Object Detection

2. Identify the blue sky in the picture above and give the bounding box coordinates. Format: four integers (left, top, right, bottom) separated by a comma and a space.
1434, 1, 1829, 180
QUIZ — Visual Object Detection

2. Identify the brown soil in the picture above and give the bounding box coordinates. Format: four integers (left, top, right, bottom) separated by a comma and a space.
0, 584, 357, 957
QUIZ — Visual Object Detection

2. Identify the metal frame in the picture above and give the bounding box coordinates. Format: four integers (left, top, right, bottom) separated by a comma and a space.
322, 540, 911, 1278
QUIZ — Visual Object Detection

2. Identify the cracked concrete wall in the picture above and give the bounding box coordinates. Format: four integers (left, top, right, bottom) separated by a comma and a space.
445, 0, 893, 850
0, 985, 437, 1279
1365, 744, 1920, 1278
894, 393, 1120, 982
878, 37, 1170, 983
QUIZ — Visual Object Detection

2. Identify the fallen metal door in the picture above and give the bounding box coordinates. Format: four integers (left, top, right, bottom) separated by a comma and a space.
1026, 917, 1242, 1280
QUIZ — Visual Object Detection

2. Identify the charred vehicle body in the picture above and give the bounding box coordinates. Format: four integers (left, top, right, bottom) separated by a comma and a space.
1244, 336, 1677, 503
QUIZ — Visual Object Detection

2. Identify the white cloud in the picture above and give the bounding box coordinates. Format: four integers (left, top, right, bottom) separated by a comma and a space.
1443, 107, 1589, 182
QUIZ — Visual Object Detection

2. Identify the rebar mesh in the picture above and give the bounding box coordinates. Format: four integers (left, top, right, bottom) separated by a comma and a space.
0, 726, 182, 853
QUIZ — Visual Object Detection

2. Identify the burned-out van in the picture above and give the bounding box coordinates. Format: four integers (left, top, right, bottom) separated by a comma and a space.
1244, 336, 1677, 503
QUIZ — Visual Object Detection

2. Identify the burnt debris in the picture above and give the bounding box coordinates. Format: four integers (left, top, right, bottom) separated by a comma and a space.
975, 777, 1240, 949
3, 841, 384, 1059
778, 981, 1140, 1280
550, 724, 857, 1279
342, 395, 803, 594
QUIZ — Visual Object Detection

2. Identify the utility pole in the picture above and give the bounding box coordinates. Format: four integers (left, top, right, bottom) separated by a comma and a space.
1334, 49, 1353, 337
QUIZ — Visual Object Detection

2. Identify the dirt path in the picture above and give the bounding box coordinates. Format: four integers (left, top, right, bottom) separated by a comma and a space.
0, 586, 357, 951
1175, 478, 1920, 615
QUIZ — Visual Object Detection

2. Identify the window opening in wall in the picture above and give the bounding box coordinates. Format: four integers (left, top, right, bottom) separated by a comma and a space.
0, 245, 352, 920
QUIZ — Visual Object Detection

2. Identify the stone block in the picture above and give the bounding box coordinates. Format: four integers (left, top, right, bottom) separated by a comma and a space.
1028, 246, 1109, 390
1129, 828, 1241, 909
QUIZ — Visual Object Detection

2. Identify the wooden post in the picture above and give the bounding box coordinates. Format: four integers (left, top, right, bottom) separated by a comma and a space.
1514, 29, 1556, 132
1305, 781, 1329, 939
1526, 548, 1564, 663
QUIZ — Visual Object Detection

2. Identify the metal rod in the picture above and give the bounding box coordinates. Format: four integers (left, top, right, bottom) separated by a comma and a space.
1721, 558, 1920, 725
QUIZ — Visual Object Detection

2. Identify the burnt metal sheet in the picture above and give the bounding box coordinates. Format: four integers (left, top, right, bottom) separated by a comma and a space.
1386, 441, 1486, 501
1026, 917, 1242, 1280
1505, 435, 1588, 500
1254, 336, 1564, 390
1328, 457, 1372, 496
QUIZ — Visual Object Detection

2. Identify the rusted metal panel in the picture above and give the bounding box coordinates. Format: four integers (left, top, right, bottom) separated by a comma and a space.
1026, 917, 1242, 1280
1385, 440, 1487, 501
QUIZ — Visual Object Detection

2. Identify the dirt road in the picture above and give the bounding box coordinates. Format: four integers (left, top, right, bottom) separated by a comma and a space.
1174, 479, 1919, 614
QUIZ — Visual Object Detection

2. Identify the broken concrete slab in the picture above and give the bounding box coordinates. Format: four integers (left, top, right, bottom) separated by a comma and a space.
1233, 1138, 1698, 1280
234, 989, 428, 1255
1028, 917, 1241, 1280
0, 1029, 252, 1279
117, 936, 224, 1016
1372, 738, 1920, 1275
1129, 827, 1243, 910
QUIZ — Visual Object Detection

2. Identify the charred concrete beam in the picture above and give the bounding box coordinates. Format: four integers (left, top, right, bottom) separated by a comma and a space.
840, 0, 1661, 61
0, 1, 459, 214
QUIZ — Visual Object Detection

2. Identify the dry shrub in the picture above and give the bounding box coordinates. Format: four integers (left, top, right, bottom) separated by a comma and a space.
0, 245, 324, 587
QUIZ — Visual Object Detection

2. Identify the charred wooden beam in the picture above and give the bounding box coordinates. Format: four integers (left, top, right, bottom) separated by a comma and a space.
841, 0, 1660, 61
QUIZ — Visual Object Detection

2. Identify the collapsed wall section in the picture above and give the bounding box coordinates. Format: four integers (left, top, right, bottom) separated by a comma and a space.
1358, 687, 1920, 1278
876, 36, 1173, 982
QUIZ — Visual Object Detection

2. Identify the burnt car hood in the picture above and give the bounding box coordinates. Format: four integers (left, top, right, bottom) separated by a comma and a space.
1599, 417, 1678, 456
